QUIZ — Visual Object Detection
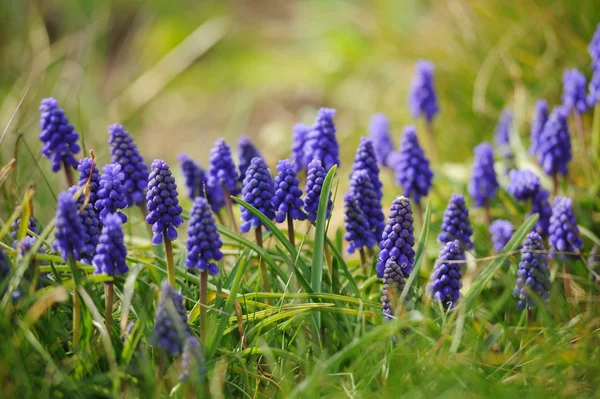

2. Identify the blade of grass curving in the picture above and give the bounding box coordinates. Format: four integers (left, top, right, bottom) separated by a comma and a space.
579, 225, 600, 247
325, 236, 360, 297
0, 159, 16, 190
21, 139, 56, 201
120, 264, 144, 335
462, 214, 538, 310
399, 203, 431, 303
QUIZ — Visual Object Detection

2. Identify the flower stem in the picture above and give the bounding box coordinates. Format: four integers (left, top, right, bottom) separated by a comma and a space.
105, 283, 114, 335
199, 270, 208, 341
255, 226, 271, 297
163, 231, 176, 287
574, 110, 586, 158
223, 186, 238, 232
287, 213, 296, 247
552, 173, 559, 197
359, 247, 367, 270
425, 120, 439, 163
63, 161, 75, 187
484, 199, 492, 229
592, 103, 600, 160
67, 254, 81, 352
324, 243, 333, 279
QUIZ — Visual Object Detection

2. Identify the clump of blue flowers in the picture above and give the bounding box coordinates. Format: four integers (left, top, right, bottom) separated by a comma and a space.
304, 159, 332, 223
438, 194, 473, 251
152, 282, 191, 356
77, 158, 100, 206
146, 160, 184, 245
529, 100, 549, 156
468, 142, 498, 207
303, 108, 340, 171
537, 106, 571, 178
208, 139, 240, 196
39, 98, 81, 173
393, 126, 433, 205
562, 68, 588, 114
273, 159, 306, 223
240, 157, 276, 233
95, 163, 129, 223
369, 114, 395, 167
238, 136, 263, 184
343, 192, 376, 254
514, 231, 551, 310
185, 197, 223, 275
68, 186, 101, 264
427, 240, 464, 309
409, 60, 439, 122
93, 213, 128, 277
376, 196, 415, 278
291, 123, 309, 173
54, 191, 85, 261
549, 196, 583, 259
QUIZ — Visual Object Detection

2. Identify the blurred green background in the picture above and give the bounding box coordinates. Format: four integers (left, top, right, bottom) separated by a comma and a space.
1, 0, 599, 219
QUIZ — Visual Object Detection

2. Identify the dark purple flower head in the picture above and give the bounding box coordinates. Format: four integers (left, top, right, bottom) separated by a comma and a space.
208, 139, 240, 195
291, 123, 309, 173
68, 186, 101, 264
438, 194, 473, 251
514, 232, 551, 310
95, 163, 128, 224
537, 106, 571, 177
489, 220, 513, 253
381, 258, 407, 320
369, 114, 395, 167
238, 136, 263, 184
427, 240, 464, 309
146, 160, 184, 245
376, 196, 415, 278
77, 158, 100, 206
39, 98, 81, 173
588, 69, 600, 107
531, 188, 552, 236
303, 108, 340, 171
393, 126, 433, 204
273, 159, 306, 223
494, 110, 513, 146
152, 282, 191, 357
304, 159, 332, 223
409, 60, 439, 122
10, 208, 37, 247
590, 23, 600, 63
529, 100, 549, 156
549, 196, 583, 259
240, 157, 276, 233
185, 197, 223, 275
93, 213, 128, 277
54, 191, 85, 261
351, 137, 384, 237
506, 169, 541, 200
562, 68, 588, 114
180, 336, 207, 383
108, 124, 149, 206
349, 169, 385, 241
468, 142, 498, 207
344, 192, 376, 254
178, 153, 206, 200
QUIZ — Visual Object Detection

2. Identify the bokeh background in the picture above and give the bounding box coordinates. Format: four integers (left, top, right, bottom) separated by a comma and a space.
1, 0, 599, 222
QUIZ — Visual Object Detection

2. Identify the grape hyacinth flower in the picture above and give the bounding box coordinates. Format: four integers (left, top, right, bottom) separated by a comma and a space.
208, 139, 240, 196
494, 110, 514, 172
68, 186, 101, 264
513, 231, 551, 310
185, 197, 223, 276
93, 213, 128, 277
507, 169, 551, 236
588, 25, 600, 106
108, 124, 149, 207
304, 159, 333, 223
438, 194, 473, 252
409, 60, 439, 122
376, 196, 415, 278
537, 106, 572, 188
349, 169, 384, 241
152, 282, 191, 357
549, 197, 583, 259
53, 192, 85, 261
351, 137, 384, 238
238, 136, 263, 184
77, 157, 101, 206
291, 123, 309, 173
369, 114, 395, 167
39, 98, 81, 180
468, 142, 498, 213
146, 160, 184, 246
343, 192, 376, 255
240, 157, 276, 233
180, 336, 207, 384
489, 220, 513, 253
562, 69, 588, 114
427, 240, 464, 310
393, 126, 433, 208
273, 160, 306, 246
303, 108, 340, 171
529, 100, 549, 157
381, 258, 408, 320
95, 163, 128, 224
178, 153, 207, 200
0, 249, 8, 281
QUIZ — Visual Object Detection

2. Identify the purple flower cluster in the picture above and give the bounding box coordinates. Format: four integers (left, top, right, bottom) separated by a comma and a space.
108, 124, 149, 206
185, 197, 223, 275
304, 159, 332, 223
427, 240, 464, 309
208, 139, 240, 196
303, 108, 340, 171
381, 258, 407, 320
273, 160, 306, 223
95, 164, 128, 223
39, 98, 81, 173
588, 24, 600, 106
561, 68, 588, 114
494, 110, 514, 171
529, 100, 549, 156
238, 136, 263, 184
393, 126, 433, 204
537, 106, 571, 177
69, 186, 101, 264
180, 336, 207, 383
409, 60, 439, 122
146, 160, 184, 245
152, 283, 191, 356
349, 169, 384, 241
549, 196, 583, 259
514, 232, 551, 310
93, 214, 128, 277
376, 196, 415, 278
77, 158, 100, 206
291, 123, 309, 173
438, 194, 473, 251
468, 142, 498, 207
240, 157, 276, 233
54, 192, 85, 261
178, 153, 207, 200
343, 192, 376, 254
489, 220, 513, 253
369, 114, 395, 167
507, 170, 551, 235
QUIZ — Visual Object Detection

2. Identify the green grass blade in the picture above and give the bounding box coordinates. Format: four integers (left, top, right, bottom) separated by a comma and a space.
399, 202, 431, 303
